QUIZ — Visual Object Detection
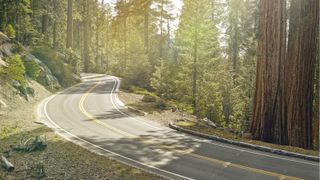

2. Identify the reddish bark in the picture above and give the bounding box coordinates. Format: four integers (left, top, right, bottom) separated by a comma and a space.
286, 0, 319, 149
250, 0, 287, 144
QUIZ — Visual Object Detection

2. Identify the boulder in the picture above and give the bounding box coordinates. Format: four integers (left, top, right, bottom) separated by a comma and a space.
200, 117, 217, 128
0, 32, 10, 43
0, 99, 7, 108
0, 57, 7, 67
171, 105, 178, 112
23, 54, 60, 91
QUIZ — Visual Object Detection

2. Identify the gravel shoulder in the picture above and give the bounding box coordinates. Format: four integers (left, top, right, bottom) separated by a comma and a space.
0, 81, 163, 179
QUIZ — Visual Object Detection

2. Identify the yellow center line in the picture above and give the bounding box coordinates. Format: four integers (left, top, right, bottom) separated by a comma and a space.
188, 153, 303, 180
78, 80, 303, 180
78, 81, 136, 138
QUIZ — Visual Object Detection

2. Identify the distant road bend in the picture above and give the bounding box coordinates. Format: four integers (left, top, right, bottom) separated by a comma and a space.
39, 73, 319, 180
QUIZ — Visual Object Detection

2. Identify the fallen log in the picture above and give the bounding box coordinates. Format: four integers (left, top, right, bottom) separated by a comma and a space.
28, 135, 47, 152
1, 155, 14, 172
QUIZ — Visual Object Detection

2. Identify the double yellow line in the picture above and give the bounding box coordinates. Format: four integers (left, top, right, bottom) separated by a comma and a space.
78, 81, 135, 138
78, 80, 303, 180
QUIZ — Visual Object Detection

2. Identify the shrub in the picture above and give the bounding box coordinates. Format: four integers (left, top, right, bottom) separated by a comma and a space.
123, 55, 151, 89
4, 24, 16, 39
24, 59, 41, 79
142, 94, 157, 103
155, 99, 170, 110
12, 43, 24, 54
0, 55, 26, 85
66, 48, 81, 74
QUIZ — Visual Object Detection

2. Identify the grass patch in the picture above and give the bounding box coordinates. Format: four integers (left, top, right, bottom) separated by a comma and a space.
0, 126, 18, 139
130, 86, 157, 97
175, 121, 196, 127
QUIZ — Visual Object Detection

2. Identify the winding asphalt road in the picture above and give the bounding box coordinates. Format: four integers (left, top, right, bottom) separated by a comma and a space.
38, 74, 319, 180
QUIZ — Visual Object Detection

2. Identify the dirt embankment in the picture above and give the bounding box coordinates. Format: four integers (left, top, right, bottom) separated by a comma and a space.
0, 81, 162, 179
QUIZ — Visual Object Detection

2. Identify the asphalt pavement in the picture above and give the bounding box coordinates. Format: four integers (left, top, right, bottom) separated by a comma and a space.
37, 73, 320, 180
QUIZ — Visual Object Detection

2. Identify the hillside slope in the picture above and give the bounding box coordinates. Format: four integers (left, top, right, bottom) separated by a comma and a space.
0, 32, 161, 179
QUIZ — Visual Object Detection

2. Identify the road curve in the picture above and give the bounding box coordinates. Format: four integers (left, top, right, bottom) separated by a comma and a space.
38, 74, 319, 180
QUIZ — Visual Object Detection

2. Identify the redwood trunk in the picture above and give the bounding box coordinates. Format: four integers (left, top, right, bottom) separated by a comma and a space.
41, 14, 48, 34
144, 11, 149, 50
66, 0, 73, 49
250, 0, 287, 144
83, 0, 90, 72
286, 0, 319, 149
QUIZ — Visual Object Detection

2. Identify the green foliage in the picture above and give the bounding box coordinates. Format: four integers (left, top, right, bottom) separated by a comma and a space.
32, 46, 77, 87
12, 43, 24, 54
154, 98, 170, 110
0, 126, 18, 140
123, 58, 151, 88
0, 0, 262, 134
169, 0, 225, 123
66, 48, 81, 74
224, 0, 258, 131
122, 33, 151, 88
0, 55, 26, 85
131, 86, 153, 96
1, 0, 37, 44
151, 60, 179, 99
142, 94, 157, 103
23, 59, 41, 79
4, 24, 16, 39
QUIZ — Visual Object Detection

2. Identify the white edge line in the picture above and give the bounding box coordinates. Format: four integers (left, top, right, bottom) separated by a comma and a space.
42, 81, 194, 180
108, 77, 163, 130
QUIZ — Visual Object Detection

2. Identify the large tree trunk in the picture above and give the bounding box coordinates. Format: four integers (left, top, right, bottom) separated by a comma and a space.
52, 21, 57, 49
52, 0, 57, 49
143, 0, 151, 50
250, 0, 287, 144
286, 0, 319, 149
192, 3, 199, 116
66, 0, 73, 49
95, 22, 99, 71
41, 14, 48, 34
159, 0, 164, 59
83, 0, 90, 72
144, 10, 149, 50
123, 16, 127, 70
313, 58, 319, 150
